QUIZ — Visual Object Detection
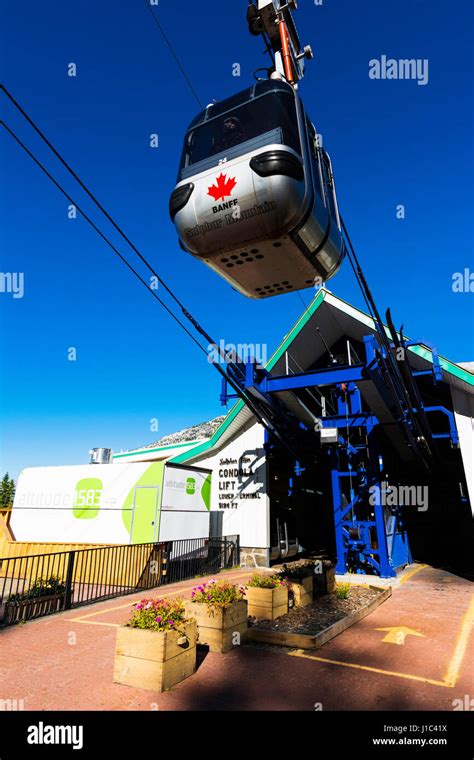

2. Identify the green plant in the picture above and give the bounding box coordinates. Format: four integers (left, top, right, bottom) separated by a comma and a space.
190, 579, 245, 607
247, 573, 288, 589
335, 582, 351, 599
128, 597, 188, 633
7, 576, 67, 603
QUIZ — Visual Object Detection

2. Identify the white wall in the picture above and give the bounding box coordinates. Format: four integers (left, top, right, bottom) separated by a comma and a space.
10, 463, 212, 544
10, 464, 149, 544
451, 388, 474, 515
187, 422, 269, 548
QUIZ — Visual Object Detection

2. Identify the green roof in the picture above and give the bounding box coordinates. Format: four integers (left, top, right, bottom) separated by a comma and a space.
113, 439, 204, 460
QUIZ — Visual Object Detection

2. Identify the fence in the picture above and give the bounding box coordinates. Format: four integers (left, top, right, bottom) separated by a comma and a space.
163, 535, 240, 584
0, 535, 240, 626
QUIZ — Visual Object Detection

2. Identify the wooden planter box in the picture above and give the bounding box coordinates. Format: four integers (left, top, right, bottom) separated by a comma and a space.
113, 620, 197, 693
245, 585, 288, 620
288, 575, 313, 608
314, 565, 336, 596
3, 592, 66, 625
185, 599, 248, 653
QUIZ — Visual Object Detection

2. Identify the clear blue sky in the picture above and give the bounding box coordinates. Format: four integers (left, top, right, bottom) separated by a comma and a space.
0, 0, 472, 480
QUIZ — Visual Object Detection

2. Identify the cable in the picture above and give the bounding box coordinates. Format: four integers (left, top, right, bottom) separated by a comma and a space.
341, 216, 433, 469
286, 350, 337, 416
0, 119, 301, 454
137, 5, 327, 450
0, 88, 314, 456
296, 290, 337, 364
0, 119, 209, 358
0, 86, 190, 320
141, 1, 204, 110
0, 83, 240, 373
142, 0, 433, 475
296, 289, 318, 323
139, 0, 428, 466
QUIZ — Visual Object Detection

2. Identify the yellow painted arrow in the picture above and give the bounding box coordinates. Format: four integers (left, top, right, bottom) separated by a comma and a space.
376, 626, 425, 645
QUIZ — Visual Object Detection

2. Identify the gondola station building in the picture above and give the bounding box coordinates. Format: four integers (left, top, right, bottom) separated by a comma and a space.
10, 290, 474, 578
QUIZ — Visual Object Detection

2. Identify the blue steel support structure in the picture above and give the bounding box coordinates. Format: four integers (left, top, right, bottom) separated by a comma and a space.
220, 333, 458, 578
325, 382, 400, 577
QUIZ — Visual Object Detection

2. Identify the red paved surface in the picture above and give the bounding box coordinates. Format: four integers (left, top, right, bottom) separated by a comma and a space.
0, 565, 472, 711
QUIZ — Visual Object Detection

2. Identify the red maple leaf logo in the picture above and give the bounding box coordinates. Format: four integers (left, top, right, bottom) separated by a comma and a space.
207, 173, 237, 202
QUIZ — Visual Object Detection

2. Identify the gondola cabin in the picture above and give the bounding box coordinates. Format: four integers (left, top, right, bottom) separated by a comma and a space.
169, 78, 345, 298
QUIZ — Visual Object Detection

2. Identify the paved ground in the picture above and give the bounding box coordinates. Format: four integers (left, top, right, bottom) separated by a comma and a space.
0, 564, 472, 711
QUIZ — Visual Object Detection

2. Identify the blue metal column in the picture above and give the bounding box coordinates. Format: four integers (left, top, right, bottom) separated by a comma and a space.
371, 483, 396, 578
331, 464, 347, 574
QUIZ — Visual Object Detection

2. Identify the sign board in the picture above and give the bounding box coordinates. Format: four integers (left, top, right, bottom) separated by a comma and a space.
10, 462, 211, 544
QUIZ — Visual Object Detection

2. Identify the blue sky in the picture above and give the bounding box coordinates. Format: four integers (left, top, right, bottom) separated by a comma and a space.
0, 0, 472, 480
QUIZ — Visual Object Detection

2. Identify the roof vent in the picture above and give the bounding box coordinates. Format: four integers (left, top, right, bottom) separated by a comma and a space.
89, 448, 113, 464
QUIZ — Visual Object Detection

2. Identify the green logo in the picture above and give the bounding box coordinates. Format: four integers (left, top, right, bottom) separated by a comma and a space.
186, 477, 196, 495
73, 478, 102, 519
201, 474, 211, 511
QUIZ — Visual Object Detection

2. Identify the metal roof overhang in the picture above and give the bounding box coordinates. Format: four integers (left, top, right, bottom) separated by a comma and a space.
112, 439, 207, 463
172, 288, 473, 464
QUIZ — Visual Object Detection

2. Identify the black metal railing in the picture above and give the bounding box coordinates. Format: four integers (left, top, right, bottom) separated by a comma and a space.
162, 534, 240, 584
0, 535, 240, 626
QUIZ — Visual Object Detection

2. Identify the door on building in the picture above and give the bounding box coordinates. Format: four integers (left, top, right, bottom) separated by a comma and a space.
129, 486, 160, 543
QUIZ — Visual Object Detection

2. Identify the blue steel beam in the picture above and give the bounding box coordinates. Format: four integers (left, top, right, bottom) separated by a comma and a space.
255, 364, 366, 393
425, 405, 459, 445
370, 484, 396, 577
332, 466, 347, 575
404, 339, 443, 383
321, 413, 378, 429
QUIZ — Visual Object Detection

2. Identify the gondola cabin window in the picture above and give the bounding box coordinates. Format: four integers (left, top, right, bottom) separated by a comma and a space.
179, 89, 301, 173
